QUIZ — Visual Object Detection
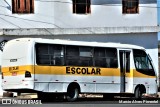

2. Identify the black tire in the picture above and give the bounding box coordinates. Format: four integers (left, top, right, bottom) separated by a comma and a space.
66, 88, 79, 102
135, 87, 142, 99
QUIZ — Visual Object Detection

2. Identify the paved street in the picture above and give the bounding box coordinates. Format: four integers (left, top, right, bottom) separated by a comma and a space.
0, 92, 160, 107
0, 97, 160, 107
0, 104, 160, 107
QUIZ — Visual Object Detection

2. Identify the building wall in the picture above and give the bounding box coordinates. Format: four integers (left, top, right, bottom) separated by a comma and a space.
0, 0, 55, 28
158, 0, 160, 26
0, 0, 157, 28
54, 0, 157, 28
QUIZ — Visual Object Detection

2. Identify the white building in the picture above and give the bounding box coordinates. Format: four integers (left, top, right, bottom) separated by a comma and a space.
0, 0, 159, 95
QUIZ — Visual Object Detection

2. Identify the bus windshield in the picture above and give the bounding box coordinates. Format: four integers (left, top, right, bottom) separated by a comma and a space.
133, 49, 155, 76
133, 49, 153, 70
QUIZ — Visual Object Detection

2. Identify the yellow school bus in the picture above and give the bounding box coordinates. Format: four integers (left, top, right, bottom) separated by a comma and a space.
1, 38, 158, 101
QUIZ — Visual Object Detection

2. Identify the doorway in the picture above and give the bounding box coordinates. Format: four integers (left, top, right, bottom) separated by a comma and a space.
119, 50, 130, 92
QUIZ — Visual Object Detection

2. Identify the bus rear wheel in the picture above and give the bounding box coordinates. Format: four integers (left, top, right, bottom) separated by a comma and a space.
66, 87, 79, 101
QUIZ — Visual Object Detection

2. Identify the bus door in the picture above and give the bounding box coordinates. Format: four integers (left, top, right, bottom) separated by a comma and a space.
119, 50, 131, 93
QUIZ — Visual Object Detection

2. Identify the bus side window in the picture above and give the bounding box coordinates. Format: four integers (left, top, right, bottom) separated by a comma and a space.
94, 48, 118, 68
50, 45, 64, 66
66, 46, 79, 66
110, 59, 118, 68
36, 44, 50, 65
79, 47, 93, 66
36, 44, 64, 66
105, 48, 118, 68
94, 47, 106, 67
126, 52, 130, 73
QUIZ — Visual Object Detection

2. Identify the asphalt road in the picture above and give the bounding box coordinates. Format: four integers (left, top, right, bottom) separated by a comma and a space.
0, 104, 160, 107
0, 97, 160, 107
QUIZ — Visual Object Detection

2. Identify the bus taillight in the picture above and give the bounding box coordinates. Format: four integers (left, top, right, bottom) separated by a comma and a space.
25, 71, 31, 78
2, 72, 4, 79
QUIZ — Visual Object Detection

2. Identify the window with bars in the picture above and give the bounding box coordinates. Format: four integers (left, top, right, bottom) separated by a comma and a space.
73, 0, 91, 14
122, 0, 139, 14
12, 0, 34, 14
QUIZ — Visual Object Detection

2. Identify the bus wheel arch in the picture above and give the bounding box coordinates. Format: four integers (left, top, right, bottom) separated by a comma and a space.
134, 84, 146, 99
66, 82, 81, 101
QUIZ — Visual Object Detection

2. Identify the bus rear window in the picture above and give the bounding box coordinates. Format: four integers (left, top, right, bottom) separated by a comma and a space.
3, 42, 29, 59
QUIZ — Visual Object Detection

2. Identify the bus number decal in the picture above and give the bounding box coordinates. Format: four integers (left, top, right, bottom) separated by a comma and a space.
9, 66, 19, 72
66, 67, 101, 75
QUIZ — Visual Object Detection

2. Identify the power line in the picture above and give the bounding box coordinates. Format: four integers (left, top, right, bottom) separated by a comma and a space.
0, 13, 60, 28
0, 16, 21, 28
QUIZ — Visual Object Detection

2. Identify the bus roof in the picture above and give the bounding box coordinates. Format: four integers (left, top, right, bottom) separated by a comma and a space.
8, 38, 145, 50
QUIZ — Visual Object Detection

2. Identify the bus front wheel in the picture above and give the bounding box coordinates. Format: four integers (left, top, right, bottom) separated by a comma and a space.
66, 87, 79, 101
135, 87, 142, 99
